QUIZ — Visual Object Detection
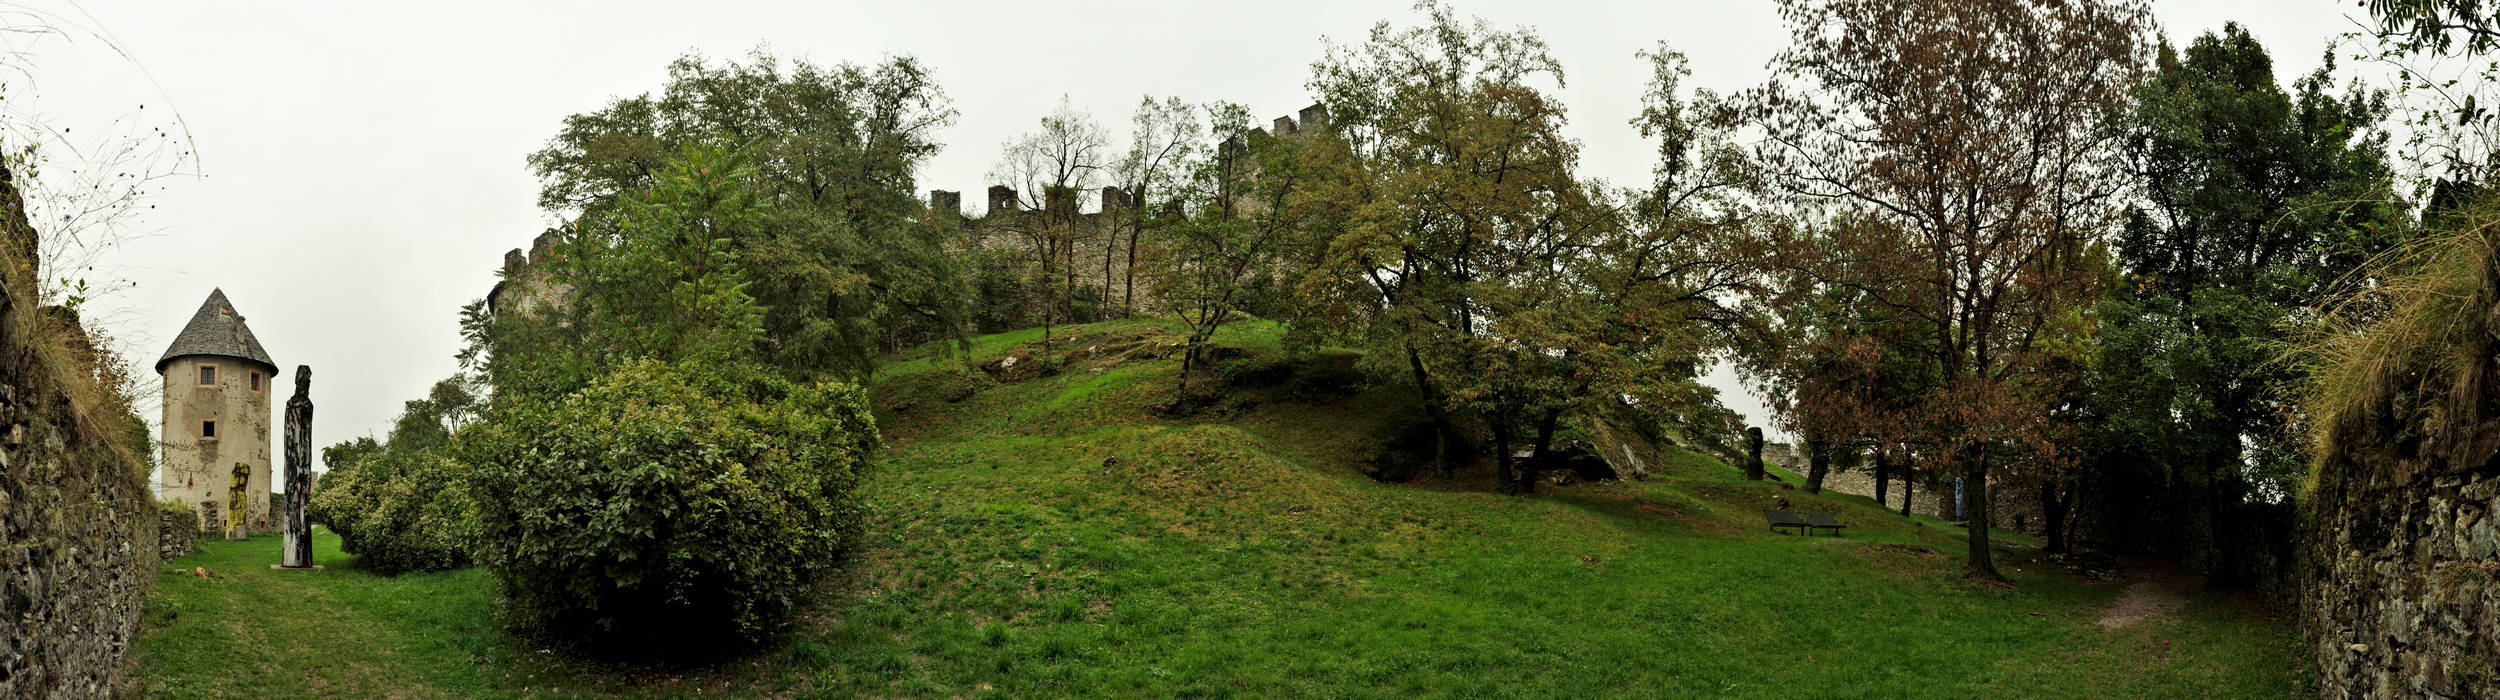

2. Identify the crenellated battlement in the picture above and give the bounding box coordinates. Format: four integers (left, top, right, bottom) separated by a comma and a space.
929, 103, 1328, 220
487, 103, 1326, 327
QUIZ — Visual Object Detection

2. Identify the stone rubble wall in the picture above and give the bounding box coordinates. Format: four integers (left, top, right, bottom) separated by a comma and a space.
0, 385, 155, 700
0, 164, 157, 698
160, 506, 199, 561
1768, 443, 2050, 533
2305, 436, 2500, 697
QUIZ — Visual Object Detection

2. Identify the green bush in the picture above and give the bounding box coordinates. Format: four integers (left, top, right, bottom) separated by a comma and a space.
457, 359, 879, 650
307, 449, 473, 574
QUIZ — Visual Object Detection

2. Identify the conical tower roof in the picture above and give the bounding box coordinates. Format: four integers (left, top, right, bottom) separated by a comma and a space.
155, 288, 277, 375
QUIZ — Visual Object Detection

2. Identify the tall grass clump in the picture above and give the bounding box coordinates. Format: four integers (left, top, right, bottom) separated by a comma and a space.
2289, 200, 2500, 488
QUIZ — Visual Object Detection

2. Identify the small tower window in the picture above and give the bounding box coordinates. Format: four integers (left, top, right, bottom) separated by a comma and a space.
198, 363, 218, 387
201, 419, 217, 439
249, 371, 262, 392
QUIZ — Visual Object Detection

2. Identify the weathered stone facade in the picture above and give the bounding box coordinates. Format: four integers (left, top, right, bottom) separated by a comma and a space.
485, 231, 574, 319
156, 289, 279, 535
2297, 255, 2500, 697
0, 377, 157, 699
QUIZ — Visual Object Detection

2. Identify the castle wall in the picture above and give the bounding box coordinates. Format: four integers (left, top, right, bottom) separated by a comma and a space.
954, 202, 1153, 318
2305, 413, 2500, 696
158, 354, 274, 533
0, 172, 158, 698
1767, 442, 2050, 532
932, 104, 1330, 324
487, 231, 574, 319
494, 105, 1329, 332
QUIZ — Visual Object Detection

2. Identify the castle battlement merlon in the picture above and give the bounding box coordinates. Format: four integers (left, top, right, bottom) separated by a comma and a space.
932, 103, 1327, 219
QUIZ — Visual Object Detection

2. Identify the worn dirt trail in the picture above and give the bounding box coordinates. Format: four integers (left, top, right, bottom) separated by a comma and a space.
2097, 567, 2188, 630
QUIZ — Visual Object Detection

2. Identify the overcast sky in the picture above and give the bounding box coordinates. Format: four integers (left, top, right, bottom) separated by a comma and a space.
11, 1, 2374, 483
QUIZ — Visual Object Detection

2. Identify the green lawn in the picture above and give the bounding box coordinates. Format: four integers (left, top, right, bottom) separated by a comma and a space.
135, 320, 2309, 698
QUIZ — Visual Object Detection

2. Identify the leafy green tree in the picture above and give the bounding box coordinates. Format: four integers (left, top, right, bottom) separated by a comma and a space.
2353, 0, 2500, 200
1299, 9, 1750, 493
1295, 2, 1583, 481
1109, 96, 1204, 318
1468, 44, 1756, 494
467, 144, 773, 399
2096, 25, 2406, 580
2367, 0, 2500, 57
1157, 102, 1295, 393
320, 436, 381, 474
381, 375, 481, 454
522, 50, 964, 381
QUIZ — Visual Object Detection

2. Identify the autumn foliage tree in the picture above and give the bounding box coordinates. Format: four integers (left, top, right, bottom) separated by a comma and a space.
1740, 0, 2153, 580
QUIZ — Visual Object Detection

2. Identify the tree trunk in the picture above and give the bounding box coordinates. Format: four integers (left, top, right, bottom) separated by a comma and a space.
1744, 427, 1766, 481
2041, 479, 2070, 555
1804, 438, 1830, 494
1899, 466, 1914, 517
1178, 345, 1196, 393
1123, 221, 1140, 317
1523, 407, 1562, 495
1963, 443, 2003, 582
1405, 345, 1453, 477
1493, 419, 1520, 495
1873, 452, 1890, 507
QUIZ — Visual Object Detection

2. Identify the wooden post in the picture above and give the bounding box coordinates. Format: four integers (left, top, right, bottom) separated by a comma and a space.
279, 366, 317, 569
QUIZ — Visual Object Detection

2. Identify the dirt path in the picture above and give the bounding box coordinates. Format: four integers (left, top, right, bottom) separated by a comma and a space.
2097, 569, 2189, 630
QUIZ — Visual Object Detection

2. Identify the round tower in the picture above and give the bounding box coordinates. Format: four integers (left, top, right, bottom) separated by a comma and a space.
157, 288, 279, 536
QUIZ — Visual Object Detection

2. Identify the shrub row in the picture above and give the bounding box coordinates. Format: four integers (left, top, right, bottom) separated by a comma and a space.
307, 449, 472, 574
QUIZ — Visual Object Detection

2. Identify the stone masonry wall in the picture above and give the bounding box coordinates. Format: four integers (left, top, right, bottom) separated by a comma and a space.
0, 165, 158, 697
1767, 442, 2050, 534
2301, 278, 2500, 696
2305, 427, 2500, 697
160, 506, 198, 561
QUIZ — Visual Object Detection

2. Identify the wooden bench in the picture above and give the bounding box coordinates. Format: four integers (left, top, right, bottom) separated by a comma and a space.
1801, 512, 1848, 536
1763, 509, 1809, 535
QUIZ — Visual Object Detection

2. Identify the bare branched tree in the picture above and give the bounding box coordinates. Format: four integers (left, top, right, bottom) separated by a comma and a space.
991, 96, 1109, 364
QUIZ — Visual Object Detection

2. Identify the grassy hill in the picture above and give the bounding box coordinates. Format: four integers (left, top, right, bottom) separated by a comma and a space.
133, 319, 2306, 697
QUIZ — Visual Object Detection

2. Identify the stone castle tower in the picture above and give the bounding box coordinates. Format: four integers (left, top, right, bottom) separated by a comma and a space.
156, 288, 279, 536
